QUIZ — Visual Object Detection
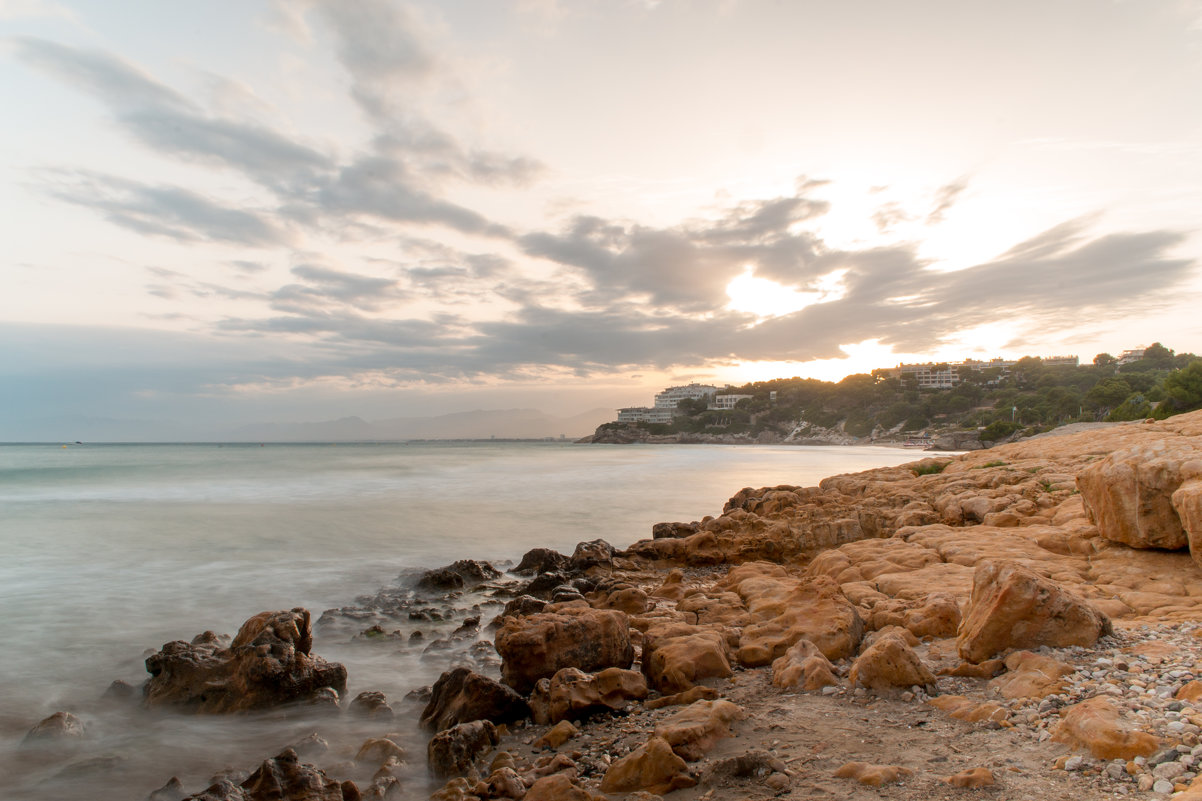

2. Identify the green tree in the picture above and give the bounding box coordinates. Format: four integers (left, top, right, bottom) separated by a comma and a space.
1093, 352, 1117, 368
1162, 360, 1202, 414
1086, 377, 1133, 410
1142, 342, 1175, 368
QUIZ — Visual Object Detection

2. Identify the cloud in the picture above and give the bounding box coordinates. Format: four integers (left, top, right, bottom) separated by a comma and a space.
44, 170, 290, 246
926, 176, 968, 224
0, 0, 76, 21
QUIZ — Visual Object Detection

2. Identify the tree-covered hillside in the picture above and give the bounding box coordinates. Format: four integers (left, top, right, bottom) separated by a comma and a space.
614, 343, 1202, 443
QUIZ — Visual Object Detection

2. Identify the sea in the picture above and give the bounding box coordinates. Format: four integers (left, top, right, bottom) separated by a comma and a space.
0, 440, 924, 800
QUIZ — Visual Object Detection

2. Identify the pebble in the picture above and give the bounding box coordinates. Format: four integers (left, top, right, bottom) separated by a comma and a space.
1153, 778, 1175, 793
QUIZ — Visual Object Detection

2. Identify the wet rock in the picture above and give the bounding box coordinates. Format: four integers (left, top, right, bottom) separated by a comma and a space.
291, 733, 329, 760
22, 711, 85, 745
653, 699, 744, 761
600, 736, 696, 795
103, 679, 136, 701
1052, 697, 1160, 760
957, 560, 1111, 663
524, 572, 569, 600
514, 548, 570, 576
182, 748, 352, 801
848, 631, 935, 692
652, 521, 699, 540
428, 720, 499, 779
144, 609, 347, 713
500, 594, 547, 619
569, 539, 615, 572
354, 737, 405, 767
528, 666, 648, 724
420, 667, 530, 732
417, 560, 502, 592
494, 607, 633, 694
147, 776, 188, 801
348, 691, 393, 720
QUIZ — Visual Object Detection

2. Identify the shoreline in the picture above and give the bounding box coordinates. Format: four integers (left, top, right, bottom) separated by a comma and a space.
15, 412, 1202, 800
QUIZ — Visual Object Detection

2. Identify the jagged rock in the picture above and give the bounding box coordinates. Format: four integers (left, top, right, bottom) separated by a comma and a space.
1052, 697, 1160, 760
500, 594, 547, 618
653, 699, 743, 761
290, 733, 329, 760
482, 766, 526, 799
22, 711, 85, 745
771, 638, 838, 691
569, 539, 615, 572
528, 666, 648, 724
494, 607, 633, 694
600, 736, 697, 795
418, 560, 502, 591
348, 691, 392, 719
848, 631, 935, 691
514, 548, 570, 576
354, 737, 405, 766
652, 521, 699, 540
865, 593, 961, 639
1174, 462, 1202, 566
956, 560, 1111, 663
143, 609, 347, 713
428, 720, 499, 779
523, 572, 569, 600
182, 748, 352, 801
420, 667, 530, 732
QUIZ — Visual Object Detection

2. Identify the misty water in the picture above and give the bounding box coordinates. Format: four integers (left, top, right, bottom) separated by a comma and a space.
0, 440, 925, 799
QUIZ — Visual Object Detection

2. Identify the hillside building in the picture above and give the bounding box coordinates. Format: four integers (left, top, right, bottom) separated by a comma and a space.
893, 355, 1079, 389
617, 407, 675, 424
654, 383, 718, 408
710, 394, 753, 410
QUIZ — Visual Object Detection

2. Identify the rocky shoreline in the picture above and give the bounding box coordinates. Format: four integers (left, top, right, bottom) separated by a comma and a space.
19, 410, 1202, 800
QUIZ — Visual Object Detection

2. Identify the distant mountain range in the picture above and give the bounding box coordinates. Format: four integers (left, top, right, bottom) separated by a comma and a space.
4, 408, 616, 443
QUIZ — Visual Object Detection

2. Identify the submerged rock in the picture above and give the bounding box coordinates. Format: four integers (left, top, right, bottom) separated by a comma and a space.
182, 748, 353, 801
143, 608, 347, 713
427, 720, 499, 778
22, 711, 85, 746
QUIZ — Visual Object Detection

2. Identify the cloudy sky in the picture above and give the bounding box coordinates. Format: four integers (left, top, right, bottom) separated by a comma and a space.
2, 0, 1201, 434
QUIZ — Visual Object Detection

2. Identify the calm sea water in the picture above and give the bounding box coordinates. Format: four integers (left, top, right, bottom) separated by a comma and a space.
0, 441, 921, 799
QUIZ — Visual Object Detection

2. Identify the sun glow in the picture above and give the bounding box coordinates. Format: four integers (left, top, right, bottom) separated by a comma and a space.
725, 267, 846, 319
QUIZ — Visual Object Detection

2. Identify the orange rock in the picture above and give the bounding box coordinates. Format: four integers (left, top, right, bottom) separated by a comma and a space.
529, 667, 647, 724
1175, 462, 1202, 567
650, 569, 688, 601
1178, 680, 1202, 702
928, 695, 1008, 725
833, 761, 914, 786
653, 699, 744, 761
532, 720, 578, 750
939, 658, 1004, 678
944, 767, 995, 787
494, 607, 634, 694
600, 736, 696, 795
957, 560, 1111, 663
771, 639, 838, 691
1078, 442, 1197, 550
988, 651, 1074, 699
848, 631, 935, 691
525, 773, 607, 801
866, 593, 961, 639
641, 627, 733, 694
644, 685, 720, 710
1051, 697, 1159, 760
591, 587, 652, 614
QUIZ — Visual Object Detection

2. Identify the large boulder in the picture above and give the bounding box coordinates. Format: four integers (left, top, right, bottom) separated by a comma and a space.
524, 773, 607, 801
528, 667, 648, 725
427, 720, 499, 779
420, 667, 530, 732
181, 748, 353, 801
514, 548, 570, 576
956, 561, 1111, 663
1174, 461, 1202, 566
144, 609, 347, 713
417, 560, 502, 591
1077, 442, 1196, 550
494, 607, 633, 694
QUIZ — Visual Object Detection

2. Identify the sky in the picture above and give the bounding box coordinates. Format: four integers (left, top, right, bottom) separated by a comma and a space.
2, 0, 1202, 434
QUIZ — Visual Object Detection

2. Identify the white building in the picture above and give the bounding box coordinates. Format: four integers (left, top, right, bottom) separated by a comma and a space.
616, 407, 675, 424
710, 394, 752, 410
895, 355, 1079, 389
654, 383, 718, 408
